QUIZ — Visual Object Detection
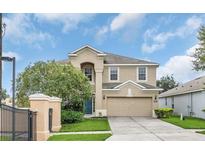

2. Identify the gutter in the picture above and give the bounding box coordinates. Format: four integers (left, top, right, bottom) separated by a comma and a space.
159, 89, 205, 98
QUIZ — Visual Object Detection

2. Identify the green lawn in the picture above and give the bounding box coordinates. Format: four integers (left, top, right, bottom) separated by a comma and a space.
162, 116, 205, 129
60, 118, 111, 132
48, 133, 112, 141
196, 130, 205, 135
0, 136, 11, 141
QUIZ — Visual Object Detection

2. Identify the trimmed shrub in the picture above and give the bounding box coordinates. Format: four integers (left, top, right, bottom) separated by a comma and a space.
202, 109, 205, 112
61, 110, 83, 124
154, 108, 174, 118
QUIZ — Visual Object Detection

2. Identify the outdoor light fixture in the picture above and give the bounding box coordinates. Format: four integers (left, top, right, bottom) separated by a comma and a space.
154, 95, 158, 103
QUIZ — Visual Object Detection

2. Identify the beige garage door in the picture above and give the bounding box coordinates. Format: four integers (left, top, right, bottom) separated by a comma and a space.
107, 97, 152, 116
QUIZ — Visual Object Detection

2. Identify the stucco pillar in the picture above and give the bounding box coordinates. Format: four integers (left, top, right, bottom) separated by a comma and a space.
95, 69, 107, 116
49, 97, 62, 132
29, 94, 50, 141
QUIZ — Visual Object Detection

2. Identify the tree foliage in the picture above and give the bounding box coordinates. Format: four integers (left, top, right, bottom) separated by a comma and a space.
192, 25, 205, 71
16, 61, 92, 111
2, 89, 9, 100
157, 75, 179, 93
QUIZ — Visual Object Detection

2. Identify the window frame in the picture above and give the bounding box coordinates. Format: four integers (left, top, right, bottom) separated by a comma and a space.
137, 66, 147, 82
108, 67, 119, 82
83, 67, 93, 82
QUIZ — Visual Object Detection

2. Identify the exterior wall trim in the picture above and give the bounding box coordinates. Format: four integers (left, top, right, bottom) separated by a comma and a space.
102, 89, 120, 91
142, 88, 163, 91
69, 45, 106, 56
114, 80, 145, 89
104, 64, 159, 66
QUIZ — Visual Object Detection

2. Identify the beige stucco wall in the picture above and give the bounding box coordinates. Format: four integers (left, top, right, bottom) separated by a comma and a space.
102, 83, 159, 116
69, 47, 104, 70
29, 94, 50, 141
103, 65, 157, 86
68, 47, 158, 117
49, 97, 62, 132
69, 47, 105, 115
29, 94, 62, 141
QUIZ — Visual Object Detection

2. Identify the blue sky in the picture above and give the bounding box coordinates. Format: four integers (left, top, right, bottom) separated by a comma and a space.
2, 13, 205, 95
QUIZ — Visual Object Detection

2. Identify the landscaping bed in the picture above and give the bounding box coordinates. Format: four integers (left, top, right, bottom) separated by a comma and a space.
161, 116, 205, 129
196, 130, 205, 135
48, 133, 111, 141
60, 118, 111, 132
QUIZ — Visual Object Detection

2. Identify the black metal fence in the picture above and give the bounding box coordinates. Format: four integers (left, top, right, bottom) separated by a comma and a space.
0, 103, 36, 141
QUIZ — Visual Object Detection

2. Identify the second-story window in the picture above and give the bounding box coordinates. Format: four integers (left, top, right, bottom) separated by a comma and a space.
138, 67, 147, 81
84, 67, 92, 81
110, 67, 118, 81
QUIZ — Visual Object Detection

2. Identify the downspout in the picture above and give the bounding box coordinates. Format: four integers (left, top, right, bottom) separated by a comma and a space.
190, 92, 193, 116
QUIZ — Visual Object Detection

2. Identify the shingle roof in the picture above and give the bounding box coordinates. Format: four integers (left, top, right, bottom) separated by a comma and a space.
102, 82, 122, 89
103, 82, 160, 90
159, 76, 205, 98
137, 82, 159, 89
104, 52, 158, 65
57, 45, 159, 65
56, 59, 69, 64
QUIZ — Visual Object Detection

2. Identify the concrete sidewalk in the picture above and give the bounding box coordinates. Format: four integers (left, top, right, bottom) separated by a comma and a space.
106, 117, 205, 141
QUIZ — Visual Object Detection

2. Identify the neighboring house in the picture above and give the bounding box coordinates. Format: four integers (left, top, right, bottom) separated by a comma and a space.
59, 45, 162, 117
2, 97, 12, 106
159, 76, 205, 119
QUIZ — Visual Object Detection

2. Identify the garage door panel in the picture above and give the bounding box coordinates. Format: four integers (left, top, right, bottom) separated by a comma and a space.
107, 97, 152, 116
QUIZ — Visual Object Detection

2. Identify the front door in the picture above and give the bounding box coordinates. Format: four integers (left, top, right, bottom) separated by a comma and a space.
85, 99, 92, 114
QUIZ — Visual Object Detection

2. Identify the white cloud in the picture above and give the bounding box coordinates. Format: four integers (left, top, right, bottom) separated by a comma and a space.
35, 13, 95, 33
3, 14, 54, 47
94, 26, 109, 43
110, 14, 145, 31
142, 16, 203, 53
2, 51, 21, 61
186, 44, 200, 55
157, 44, 205, 83
95, 13, 145, 43
141, 43, 165, 53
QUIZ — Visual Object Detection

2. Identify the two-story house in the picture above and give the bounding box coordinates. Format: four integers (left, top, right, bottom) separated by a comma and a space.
59, 45, 162, 117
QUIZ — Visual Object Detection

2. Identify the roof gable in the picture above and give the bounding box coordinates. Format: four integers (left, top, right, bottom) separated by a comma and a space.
69, 45, 106, 56
114, 80, 145, 89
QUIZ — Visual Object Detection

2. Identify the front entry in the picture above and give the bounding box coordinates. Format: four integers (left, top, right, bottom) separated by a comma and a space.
85, 99, 92, 114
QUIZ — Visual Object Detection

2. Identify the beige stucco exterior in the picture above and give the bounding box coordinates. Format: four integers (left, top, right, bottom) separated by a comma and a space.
29, 94, 61, 141
68, 46, 160, 117
107, 97, 152, 116
103, 65, 157, 86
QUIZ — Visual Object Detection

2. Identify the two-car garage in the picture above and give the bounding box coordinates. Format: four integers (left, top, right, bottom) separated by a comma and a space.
107, 97, 152, 117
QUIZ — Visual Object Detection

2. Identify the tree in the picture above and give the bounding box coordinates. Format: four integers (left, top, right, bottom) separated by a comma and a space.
2, 88, 9, 100
157, 75, 179, 93
192, 25, 205, 71
16, 61, 92, 112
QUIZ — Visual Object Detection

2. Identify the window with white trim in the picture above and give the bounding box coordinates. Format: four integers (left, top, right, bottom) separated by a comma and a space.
138, 67, 146, 81
110, 67, 118, 81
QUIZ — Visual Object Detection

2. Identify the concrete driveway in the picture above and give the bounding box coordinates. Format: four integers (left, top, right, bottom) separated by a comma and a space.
107, 117, 205, 141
